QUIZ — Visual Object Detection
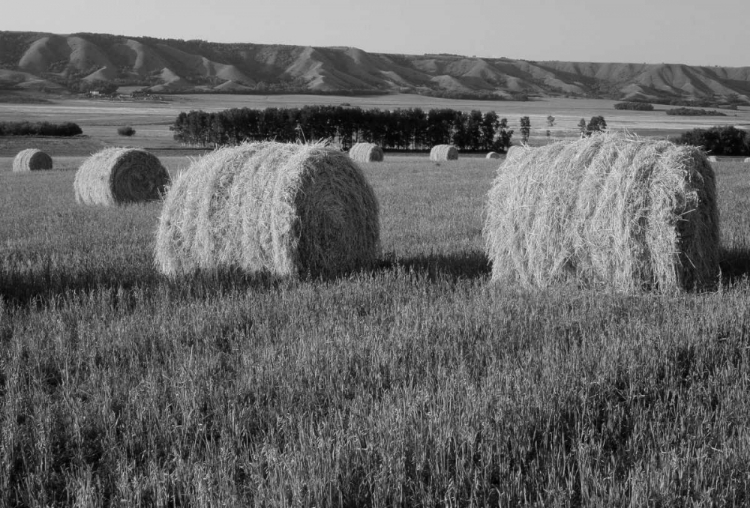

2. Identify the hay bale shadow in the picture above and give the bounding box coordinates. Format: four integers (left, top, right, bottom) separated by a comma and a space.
719, 246, 750, 284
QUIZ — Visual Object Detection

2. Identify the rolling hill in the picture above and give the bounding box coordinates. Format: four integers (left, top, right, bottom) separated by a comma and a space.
1, 30, 749, 102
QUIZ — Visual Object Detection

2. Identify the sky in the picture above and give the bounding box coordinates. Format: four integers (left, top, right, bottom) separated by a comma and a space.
1, 0, 748, 67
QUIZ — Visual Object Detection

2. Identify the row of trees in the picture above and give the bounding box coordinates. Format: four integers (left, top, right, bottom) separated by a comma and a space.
676, 126, 750, 156
0, 121, 82, 137
171, 106, 514, 151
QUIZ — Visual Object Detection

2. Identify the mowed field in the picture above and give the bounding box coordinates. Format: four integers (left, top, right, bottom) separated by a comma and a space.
2, 95, 750, 505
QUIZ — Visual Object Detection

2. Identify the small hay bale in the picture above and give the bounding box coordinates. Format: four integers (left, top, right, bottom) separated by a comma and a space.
349, 142, 384, 162
155, 141, 381, 278
12, 149, 53, 172
707, 155, 718, 162
74, 148, 170, 206
484, 133, 719, 292
430, 145, 458, 161
486, 152, 501, 159
744, 157, 750, 163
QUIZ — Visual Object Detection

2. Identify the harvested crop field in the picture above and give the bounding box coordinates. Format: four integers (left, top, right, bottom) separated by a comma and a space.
3, 150, 750, 505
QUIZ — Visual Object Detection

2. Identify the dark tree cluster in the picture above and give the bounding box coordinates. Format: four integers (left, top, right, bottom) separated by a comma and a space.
0, 121, 82, 137
666, 108, 727, 116
171, 106, 514, 152
614, 102, 654, 111
676, 126, 750, 156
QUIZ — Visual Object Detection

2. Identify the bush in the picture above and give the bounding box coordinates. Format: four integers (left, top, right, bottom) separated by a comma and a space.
666, 108, 727, 117
117, 126, 136, 137
676, 126, 749, 156
614, 102, 654, 111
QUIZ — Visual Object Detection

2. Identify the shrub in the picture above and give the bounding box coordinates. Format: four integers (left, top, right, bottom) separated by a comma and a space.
117, 126, 136, 136
614, 102, 654, 111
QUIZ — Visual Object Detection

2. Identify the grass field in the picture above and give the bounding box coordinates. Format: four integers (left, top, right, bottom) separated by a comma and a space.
3, 150, 750, 505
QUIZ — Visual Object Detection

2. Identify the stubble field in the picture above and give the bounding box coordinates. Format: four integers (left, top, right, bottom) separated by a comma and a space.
2, 94, 750, 506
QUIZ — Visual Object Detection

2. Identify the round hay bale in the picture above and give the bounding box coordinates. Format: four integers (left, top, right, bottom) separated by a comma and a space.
744, 157, 750, 163
155, 141, 381, 278
707, 155, 718, 162
74, 148, 170, 206
484, 133, 719, 292
504, 145, 528, 164
430, 145, 458, 161
12, 149, 53, 172
349, 142, 384, 162
486, 152, 501, 159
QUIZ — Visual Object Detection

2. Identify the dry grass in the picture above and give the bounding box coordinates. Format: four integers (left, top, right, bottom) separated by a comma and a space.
12, 148, 52, 172
349, 142, 384, 162
484, 133, 720, 292
155, 141, 380, 278
430, 144, 458, 161
73, 147, 170, 206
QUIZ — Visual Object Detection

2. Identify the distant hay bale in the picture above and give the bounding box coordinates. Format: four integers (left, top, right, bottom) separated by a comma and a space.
486, 152, 501, 159
155, 141, 380, 278
744, 157, 750, 163
349, 142, 384, 162
484, 133, 719, 292
707, 156, 718, 162
430, 145, 458, 161
12, 149, 53, 172
74, 148, 170, 206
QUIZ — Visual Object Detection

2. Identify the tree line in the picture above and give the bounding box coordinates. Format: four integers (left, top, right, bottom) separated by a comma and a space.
676, 126, 750, 156
0, 121, 82, 137
170, 106, 514, 152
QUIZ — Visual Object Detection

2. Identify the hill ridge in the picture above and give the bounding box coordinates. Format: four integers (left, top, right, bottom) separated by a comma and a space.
1, 30, 749, 102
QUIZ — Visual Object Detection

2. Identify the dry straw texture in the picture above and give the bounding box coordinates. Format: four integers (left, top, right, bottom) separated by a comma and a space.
486, 152, 501, 159
349, 142, 384, 162
155, 141, 380, 278
430, 145, 458, 161
484, 133, 719, 292
74, 148, 170, 206
12, 149, 53, 172
504, 145, 527, 165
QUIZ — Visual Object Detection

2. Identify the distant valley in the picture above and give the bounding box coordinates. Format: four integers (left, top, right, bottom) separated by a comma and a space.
1, 31, 750, 102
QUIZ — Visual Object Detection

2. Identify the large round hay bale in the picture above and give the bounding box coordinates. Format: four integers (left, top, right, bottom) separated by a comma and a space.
484, 133, 719, 292
486, 152, 501, 159
74, 148, 170, 206
349, 142, 384, 162
707, 155, 718, 162
12, 149, 53, 172
430, 145, 458, 161
504, 145, 527, 164
155, 141, 381, 278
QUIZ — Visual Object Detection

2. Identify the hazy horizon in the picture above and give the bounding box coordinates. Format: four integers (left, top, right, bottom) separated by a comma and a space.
1, 0, 748, 68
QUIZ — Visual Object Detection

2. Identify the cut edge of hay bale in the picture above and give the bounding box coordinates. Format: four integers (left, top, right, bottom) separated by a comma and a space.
349, 142, 384, 162
430, 144, 458, 161
12, 149, 53, 172
484, 133, 719, 293
154, 141, 381, 279
74, 147, 170, 206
